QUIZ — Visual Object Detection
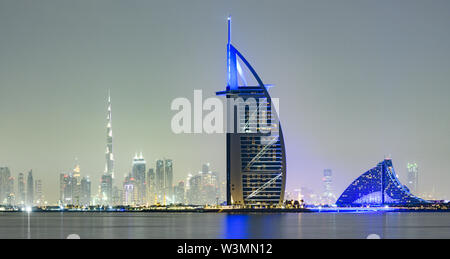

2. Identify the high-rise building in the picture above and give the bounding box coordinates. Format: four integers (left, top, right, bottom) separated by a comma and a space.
58, 163, 91, 207
407, 163, 419, 195
132, 153, 146, 205
154, 159, 174, 205
72, 164, 81, 206
112, 186, 121, 206
105, 91, 114, 179
173, 181, 185, 204
155, 160, 164, 203
0, 167, 11, 204
60, 173, 73, 206
100, 174, 113, 206
17, 173, 25, 206
147, 168, 156, 205
122, 174, 137, 206
321, 169, 336, 205
59, 168, 86, 207
80, 176, 91, 207
186, 173, 201, 205
216, 18, 286, 206
34, 179, 43, 206
186, 164, 220, 205
6, 176, 15, 205
26, 170, 34, 207
102, 90, 114, 206
164, 159, 173, 202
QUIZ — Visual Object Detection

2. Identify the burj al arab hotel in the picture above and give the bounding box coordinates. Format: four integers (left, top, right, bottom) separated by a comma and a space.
217, 18, 287, 206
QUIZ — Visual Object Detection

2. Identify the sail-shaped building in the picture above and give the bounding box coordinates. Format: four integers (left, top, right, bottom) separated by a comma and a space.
217, 17, 287, 206
336, 158, 428, 207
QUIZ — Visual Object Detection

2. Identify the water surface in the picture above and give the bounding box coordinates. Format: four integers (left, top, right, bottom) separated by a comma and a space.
0, 212, 448, 239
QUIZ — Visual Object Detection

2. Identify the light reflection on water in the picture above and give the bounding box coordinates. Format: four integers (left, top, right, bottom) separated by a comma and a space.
0, 212, 449, 239
221, 214, 249, 239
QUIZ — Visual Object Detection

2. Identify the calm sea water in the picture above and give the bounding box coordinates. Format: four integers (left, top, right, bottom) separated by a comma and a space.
0, 212, 449, 239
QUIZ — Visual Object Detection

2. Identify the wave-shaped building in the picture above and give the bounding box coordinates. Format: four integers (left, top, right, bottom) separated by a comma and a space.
216, 18, 287, 206
336, 158, 428, 207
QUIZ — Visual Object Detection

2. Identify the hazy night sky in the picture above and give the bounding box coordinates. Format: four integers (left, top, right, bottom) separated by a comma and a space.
1, 0, 450, 203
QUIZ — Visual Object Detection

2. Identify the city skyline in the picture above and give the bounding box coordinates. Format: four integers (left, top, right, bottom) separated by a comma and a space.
1, 0, 450, 203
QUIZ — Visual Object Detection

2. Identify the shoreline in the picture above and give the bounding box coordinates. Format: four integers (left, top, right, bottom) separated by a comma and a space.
1, 207, 450, 213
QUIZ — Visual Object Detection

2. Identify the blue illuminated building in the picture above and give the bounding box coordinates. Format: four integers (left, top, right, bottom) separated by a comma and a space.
216, 17, 287, 206
336, 158, 429, 207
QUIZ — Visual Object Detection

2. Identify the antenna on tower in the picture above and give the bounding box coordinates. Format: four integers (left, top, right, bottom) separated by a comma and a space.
227, 15, 232, 44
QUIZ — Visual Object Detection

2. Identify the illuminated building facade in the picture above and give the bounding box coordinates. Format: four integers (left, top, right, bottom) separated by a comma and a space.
122, 174, 137, 206
186, 164, 220, 205
147, 168, 156, 205
100, 174, 113, 205
336, 158, 428, 207
132, 153, 146, 205
101, 91, 114, 205
407, 163, 419, 194
80, 176, 91, 206
0, 167, 14, 205
26, 170, 34, 207
173, 181, 185, 204
216, 18, 286, 206
34, 179, 43, 206
164, 159, 173, 200
154, 159, 173, 204
321, 169, 337, 205
105, 91, 114, 179
155, 160, 164, 203
18, 173, 25, 205
6, 176, 14, 206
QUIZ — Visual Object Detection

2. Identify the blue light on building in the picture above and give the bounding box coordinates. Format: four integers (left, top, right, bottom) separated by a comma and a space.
217, 17, 287, 206
336, 158, 429, 207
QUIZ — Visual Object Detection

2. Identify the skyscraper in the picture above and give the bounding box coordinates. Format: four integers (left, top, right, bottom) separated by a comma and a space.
186, 173, 201, 205
147, 168, 156, 205
132, 153, 146, 205
0, 167, 11, 204
80, 176, 91, 207
164, 159, 173, 202
34, 179, 43, 206
186, 164, 220, 205
153, 159, 174, 205
102, 91, 114, 205
100, 174, 112, 206
17, 173, 25, 206
60, 173, 70, 205
122, 174, 137, 206
26, 170, 34, 206
105, 91, 114, 178
173, 181, 185, 204
112, 186, 121, 206
155, 160, 164, 203
407, 163, 419, 195
321, 169, 336, 205
216, 18, 287, 206
73, 164, 81, 206
6, 176, 15, 205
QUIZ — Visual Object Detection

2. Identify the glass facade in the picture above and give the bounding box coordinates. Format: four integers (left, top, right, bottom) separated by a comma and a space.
217, 18, 286, 206
336, 159, 428, 207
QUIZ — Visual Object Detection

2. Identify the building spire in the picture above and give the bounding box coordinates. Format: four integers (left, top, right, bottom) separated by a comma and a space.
226, 15, 238, 90
227, 15, 232, 44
